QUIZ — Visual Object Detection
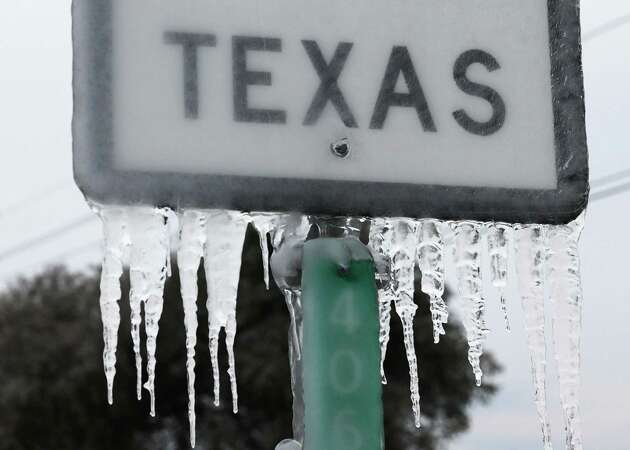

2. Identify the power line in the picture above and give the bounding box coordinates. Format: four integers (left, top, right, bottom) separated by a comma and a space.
581, 13, 630, 198
583, 13, 630, 42
590, 168, 630, 189
0, 181, 73, 220
0, 214, 96, 263
591, 179, 630, 202
589, 168, 630, 202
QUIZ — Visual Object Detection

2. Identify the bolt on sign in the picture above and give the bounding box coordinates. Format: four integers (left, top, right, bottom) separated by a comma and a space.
73, 0, 588, 224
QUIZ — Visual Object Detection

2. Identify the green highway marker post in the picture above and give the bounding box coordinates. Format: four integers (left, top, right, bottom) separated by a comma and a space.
301, 238, 384, 450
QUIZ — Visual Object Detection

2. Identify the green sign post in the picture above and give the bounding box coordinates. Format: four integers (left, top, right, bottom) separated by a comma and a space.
302, 238, 384, 450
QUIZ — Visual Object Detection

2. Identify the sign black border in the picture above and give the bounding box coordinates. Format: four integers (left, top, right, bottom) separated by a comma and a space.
72, 0, 589, 225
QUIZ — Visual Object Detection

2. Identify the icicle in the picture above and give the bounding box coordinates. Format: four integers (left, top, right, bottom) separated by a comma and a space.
283, 289, 302, 360
368, 218, 421, 426
487, 223, 512, 332
127, 210, 151, 400
204, 210, 250, 414
250, 213, 282, 290
284, 286, 305, 441
376, 290, 394, 384
368, 218, 395, 383
395, 297, 421, 428
127, 208, 171, 416
97, 207, 129, 405
271, 214, 311, 361
453, 222, 488, 387
548, 215, 585, 450
515, 225, 553, 450
286, 286, 306, 442
417, 220, 448, 344
271, 214, 311, 251
390, 219, 421, 429
177, 211, 207, 448
269, 214, 311, 442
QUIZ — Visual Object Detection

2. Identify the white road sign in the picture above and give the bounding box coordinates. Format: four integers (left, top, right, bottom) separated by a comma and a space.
73, 0, 588, 224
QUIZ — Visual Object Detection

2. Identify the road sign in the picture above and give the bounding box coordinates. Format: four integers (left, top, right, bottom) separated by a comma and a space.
73, 0, 588, 224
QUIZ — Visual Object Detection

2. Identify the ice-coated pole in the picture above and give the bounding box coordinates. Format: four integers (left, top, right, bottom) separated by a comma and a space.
301, 238, 384, 450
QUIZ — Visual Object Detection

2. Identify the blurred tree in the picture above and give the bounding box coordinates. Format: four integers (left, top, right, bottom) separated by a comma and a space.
0, 227, 499, 450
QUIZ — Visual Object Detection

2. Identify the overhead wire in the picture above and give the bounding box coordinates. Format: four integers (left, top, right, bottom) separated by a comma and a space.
0, 213, 96, 263
581, 12, 630, 201
583, 13, 630, 42
0, 181, 73, 221
590, 168, 630, 189
590, 178, 630, 202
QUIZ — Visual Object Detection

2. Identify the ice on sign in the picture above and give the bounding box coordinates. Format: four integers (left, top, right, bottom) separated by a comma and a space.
73, 0, 589, 449
95, 208, 586, 449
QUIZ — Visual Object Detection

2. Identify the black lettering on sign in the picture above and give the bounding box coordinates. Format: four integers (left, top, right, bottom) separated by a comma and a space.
453, 49, 506, 136
302, 41, 358, 128
369, 46, 436, 131
232, 36, 287, 124
164, 32, 217, 119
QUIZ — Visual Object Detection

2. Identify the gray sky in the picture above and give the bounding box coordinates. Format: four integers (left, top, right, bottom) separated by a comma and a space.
0, 1, 629, 449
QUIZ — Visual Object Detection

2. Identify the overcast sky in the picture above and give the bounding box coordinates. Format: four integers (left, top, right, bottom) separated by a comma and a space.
1, 1, 629, 449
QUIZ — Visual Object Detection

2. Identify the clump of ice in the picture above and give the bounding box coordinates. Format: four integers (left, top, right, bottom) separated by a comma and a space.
275, 439, 302, 450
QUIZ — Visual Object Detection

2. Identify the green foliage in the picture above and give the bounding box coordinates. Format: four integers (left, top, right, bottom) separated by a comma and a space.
0, 228, 499, 449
